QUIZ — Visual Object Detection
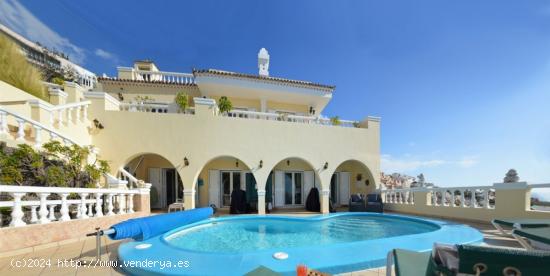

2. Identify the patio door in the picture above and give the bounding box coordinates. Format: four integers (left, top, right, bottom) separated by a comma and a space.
284, 172, 303, 206
221, 171, 242, 207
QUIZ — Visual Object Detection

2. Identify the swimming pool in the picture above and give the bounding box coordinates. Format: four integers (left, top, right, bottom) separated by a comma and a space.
117, 213, 483, 275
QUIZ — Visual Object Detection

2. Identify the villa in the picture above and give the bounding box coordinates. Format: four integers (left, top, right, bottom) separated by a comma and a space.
0, 22, 549, 276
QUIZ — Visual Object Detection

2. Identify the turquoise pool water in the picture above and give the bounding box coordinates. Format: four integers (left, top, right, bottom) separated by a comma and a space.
166, 215, 439, 253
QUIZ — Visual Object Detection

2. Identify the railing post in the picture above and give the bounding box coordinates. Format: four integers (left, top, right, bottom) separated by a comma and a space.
83, 105, 88, 121
48, 204, 56, 221
30, 206, 38, 223
0, 111, 8, 137
87, 203, 93, 217
79, 193, 89, 218
460, 190, 466, 207
50, 132, 58, 141
118, 194, 126, 214
59, 193, 71, 221
75, 107, 80, 121
67, 108, 73, 122
49, 111, 54, 126
9, 192, 26, 227
58, 110, 63, 124
107, 193, 114, 216
33, 125, 42, 148
95, 193, 104, 217
127, 194, 134, 214
38, 193, 50, 224
484, 189, 490, 209
15, 118, 25, 141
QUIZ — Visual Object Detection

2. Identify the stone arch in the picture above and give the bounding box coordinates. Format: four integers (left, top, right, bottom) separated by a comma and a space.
328, 159, 377, 203
123, 152, 183, 210
264, 157, 322, 212
191, 155, 258, 211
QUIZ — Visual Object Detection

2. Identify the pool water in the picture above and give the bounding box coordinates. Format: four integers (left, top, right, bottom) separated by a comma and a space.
165, 215, 440, 253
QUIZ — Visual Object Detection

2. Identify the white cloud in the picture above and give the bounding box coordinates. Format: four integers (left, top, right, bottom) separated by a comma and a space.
0, 0, 86, 63
94, 48, 116, 61
381, 154, 446, 173
457, 156, 479, 168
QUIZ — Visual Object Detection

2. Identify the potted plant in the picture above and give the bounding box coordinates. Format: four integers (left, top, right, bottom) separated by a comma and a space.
330, 116, 341, 126
174, 92, 189, 113
218, 96, 233, 114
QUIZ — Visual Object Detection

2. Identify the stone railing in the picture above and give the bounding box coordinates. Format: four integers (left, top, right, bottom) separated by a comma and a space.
0, 106, 79, 147
119, 102, 195, 114
117, 167, 152, 189
222, 109, 360, 128
48, 100, 90, 125
380, 182, 550, 222
0, 185, 141, 228
135, 70, 195, 84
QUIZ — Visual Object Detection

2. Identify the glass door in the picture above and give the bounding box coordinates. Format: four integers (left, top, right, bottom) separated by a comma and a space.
221, 171, 241, 207
284, 172, 303, 206
330, 173, 338, 205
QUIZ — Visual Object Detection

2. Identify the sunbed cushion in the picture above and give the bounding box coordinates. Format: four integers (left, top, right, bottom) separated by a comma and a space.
392, 249, 434, 276
493, 219, 550, 228
457, 244, 550, 275
513, 227, 550, 245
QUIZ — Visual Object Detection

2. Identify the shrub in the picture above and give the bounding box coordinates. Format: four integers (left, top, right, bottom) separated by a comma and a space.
330, 116, 341, 126
51, 77, 65, 86
218, 96, 232, 114
174, 92, 189, 113
0, 33, 46, 99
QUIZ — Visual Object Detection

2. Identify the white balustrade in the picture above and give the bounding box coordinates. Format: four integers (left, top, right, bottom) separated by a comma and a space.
135, 70, 195, 84
0, 111, 8, 136
15, 119, 25, 141
222, 109, 360, 128
0, 185, 141, 228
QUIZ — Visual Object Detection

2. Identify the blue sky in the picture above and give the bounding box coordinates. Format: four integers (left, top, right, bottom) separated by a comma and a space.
1, 0, 549, 192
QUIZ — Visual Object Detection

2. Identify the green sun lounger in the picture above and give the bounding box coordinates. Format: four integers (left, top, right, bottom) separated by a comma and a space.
491, 219, 550, 236
512, 227, 550, 250
387, 244, 550, 276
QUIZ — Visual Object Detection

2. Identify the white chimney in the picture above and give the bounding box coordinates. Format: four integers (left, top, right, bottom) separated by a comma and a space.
258, 48, 270, 77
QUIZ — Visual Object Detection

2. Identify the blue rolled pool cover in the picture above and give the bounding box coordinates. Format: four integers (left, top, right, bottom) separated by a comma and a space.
108, 207, 213, 241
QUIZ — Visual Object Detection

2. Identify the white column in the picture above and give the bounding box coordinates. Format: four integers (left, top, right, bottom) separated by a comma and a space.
87, 203, 93, 217
79, 193, 89, 219
83, 106, 88, 121
67, 108, 73, 122
58, 110, 63, 124
95, 193, 104, 217
0, 111, 8, 137
321, 188, 330, 214
48, 204, 56, 221
118, 194, 126, 214
49, 111, 54, 126
38, 193, 50, 224
183, 189, 196, 210
30, 206, 38, 223
15, 118, 25, 141
127, 194, 134, 214
59, 193, 71, 221
33, 125, 42, 148
9, 192, 26, 227
107, 194, 114, 216
257, 189, 266, 215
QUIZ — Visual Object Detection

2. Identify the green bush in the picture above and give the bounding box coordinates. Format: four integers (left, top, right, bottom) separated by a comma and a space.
174, 92, 189, 113
0, 33, 46, 99
218, 96, 232, 114
51, 77, 65, 86
330, 116, 341, 126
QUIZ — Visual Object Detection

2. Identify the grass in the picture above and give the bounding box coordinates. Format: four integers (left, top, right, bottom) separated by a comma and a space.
0, 33, 46, 100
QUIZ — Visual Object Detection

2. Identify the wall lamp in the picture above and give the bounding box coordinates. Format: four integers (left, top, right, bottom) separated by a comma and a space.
183, 157, 189, 166
93, 119, 104, 129
236, 160, 239, 167
259, 160, 263, 168
286, 160, 290, 166
324, 162, 328, 170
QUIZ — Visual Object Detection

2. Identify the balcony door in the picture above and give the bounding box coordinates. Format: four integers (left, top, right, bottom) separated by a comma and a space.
221, 171, 242, 207
284, 172, 303, 206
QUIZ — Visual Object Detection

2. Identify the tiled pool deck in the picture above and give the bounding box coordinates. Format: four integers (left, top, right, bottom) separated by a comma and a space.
0, 210, 523, 276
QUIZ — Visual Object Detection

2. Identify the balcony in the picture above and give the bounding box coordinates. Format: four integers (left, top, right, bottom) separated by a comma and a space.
134, 70, 195, 84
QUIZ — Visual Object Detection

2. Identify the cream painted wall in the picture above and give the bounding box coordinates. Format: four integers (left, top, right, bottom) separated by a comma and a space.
89, 95, 380, 212
334, 160, 377, 195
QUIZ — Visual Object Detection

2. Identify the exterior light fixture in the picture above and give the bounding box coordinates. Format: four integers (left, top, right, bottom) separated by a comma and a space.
236, 160, 239, 167
259, 160, 263, 168
286, 160, 290, 166
184, 157, 189, 166
118, 92, 124, 101
365, 179, 370, 186
324, 162, 328, 170
93, 119, 104, 129
356, 174, 363, 181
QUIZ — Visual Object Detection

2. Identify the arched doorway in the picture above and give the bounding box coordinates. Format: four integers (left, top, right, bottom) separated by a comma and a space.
267, 157, 320, 212
331, 160, 375, 208
124, 153, 182, 210
195, 156, 257, 213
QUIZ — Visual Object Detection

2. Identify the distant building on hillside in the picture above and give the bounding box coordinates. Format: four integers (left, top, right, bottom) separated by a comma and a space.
0, 23, 96, 89
381, 172, 434, 189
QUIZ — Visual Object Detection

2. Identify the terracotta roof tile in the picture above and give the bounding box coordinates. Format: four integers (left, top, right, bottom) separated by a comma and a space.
192, 69, 335, 91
